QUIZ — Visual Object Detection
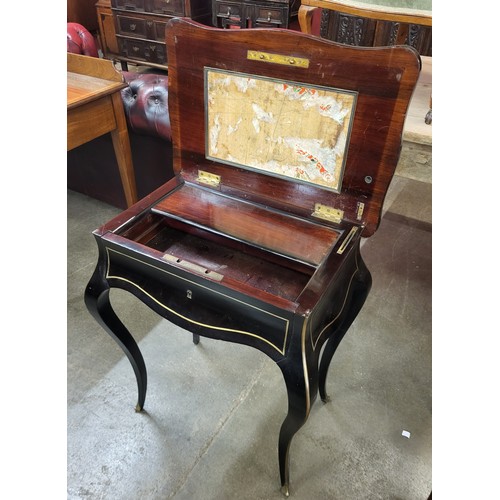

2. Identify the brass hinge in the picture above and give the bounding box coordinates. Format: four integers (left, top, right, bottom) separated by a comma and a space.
312, 203, 344, 224
197, 170, 221, 188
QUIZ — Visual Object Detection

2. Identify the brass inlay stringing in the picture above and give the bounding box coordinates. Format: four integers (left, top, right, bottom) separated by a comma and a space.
312, 203, 344, 224
197, 170, 221, 187
247, 50, 309, 68
336, 226, 358, 254
163, 254, 224, 281
300, 319, 312, 418
310, 248, 360, 351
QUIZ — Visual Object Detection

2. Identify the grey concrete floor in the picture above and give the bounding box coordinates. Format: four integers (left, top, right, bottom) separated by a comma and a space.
67, 175, 431, 500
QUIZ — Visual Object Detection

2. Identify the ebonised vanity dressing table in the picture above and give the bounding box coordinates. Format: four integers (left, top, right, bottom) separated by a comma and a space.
85, 18, 420, 495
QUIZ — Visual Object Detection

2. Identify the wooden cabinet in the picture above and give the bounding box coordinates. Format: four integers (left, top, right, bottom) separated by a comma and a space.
96, 0, 212, 70
68, 0, 99, 32
96, 0, 120, 59
213, 0, 300, 29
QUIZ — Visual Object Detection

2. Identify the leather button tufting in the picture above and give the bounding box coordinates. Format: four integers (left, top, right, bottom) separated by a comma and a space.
121, 72, 172, 141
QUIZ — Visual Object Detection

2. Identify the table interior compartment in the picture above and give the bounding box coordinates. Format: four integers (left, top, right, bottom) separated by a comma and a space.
117, 211, 317, 301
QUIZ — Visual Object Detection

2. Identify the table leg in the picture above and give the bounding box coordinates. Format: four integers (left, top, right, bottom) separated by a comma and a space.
84, 247, 147, 411
318, 256, 372, 403
110, 92, 138, 208
277, 344, 319, 497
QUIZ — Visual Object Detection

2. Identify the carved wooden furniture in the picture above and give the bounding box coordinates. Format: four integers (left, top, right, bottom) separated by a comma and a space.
85, 18, 420, 495
213, 0, 301, 28
298, 0, 431, 56
96, 0, 212, 71
67, 52, 138, 207
298, 0, 431, 123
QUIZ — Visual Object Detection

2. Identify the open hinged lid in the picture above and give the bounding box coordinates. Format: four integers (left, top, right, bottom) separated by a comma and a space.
165, 18, 421, 237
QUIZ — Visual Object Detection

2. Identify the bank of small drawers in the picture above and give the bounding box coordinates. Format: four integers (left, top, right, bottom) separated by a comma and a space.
213, 0, 300, 29
112, 0, 185, 16
118, 37, 167, 64
111, 0, 211, 69
116, 14, 167, 41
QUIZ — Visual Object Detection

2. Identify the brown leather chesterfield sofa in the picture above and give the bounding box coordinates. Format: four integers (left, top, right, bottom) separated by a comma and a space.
67, 22, 174, 209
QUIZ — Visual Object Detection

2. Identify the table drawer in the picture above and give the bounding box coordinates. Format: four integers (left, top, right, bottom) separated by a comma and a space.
105, 246, 291, 356
112, 0, 184, 16
116, 14, 168, 41
117, 36, 167, 64
67, 97, 116, 150
116, 14, 148, 38
255, 6, 286, 26
215, 1, 243, 19
112, 0, 146, 12
150, 0, 185, 16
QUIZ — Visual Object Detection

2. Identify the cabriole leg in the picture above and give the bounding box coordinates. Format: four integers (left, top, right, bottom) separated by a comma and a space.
84, 262, 147, 412
278, 355, 315, 497
318, 260, 372, 403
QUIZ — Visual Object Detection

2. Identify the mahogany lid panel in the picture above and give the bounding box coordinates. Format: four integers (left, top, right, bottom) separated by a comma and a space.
152, 184, 341, 265
165, 18, 420, 237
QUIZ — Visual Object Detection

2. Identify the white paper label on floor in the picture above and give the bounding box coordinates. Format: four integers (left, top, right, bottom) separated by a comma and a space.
402, 430, 411, 438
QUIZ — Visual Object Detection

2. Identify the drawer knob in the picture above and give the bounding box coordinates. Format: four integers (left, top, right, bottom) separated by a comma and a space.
267, 12, 272, 21
227, 7, 231, 15
130, 23, 136, 30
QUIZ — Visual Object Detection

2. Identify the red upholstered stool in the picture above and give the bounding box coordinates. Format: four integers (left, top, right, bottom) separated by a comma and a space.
67, 22, 98, 58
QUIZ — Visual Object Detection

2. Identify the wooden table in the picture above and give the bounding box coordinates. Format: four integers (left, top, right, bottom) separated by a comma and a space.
84, 18, 421, 496
67, 53, 138, 207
